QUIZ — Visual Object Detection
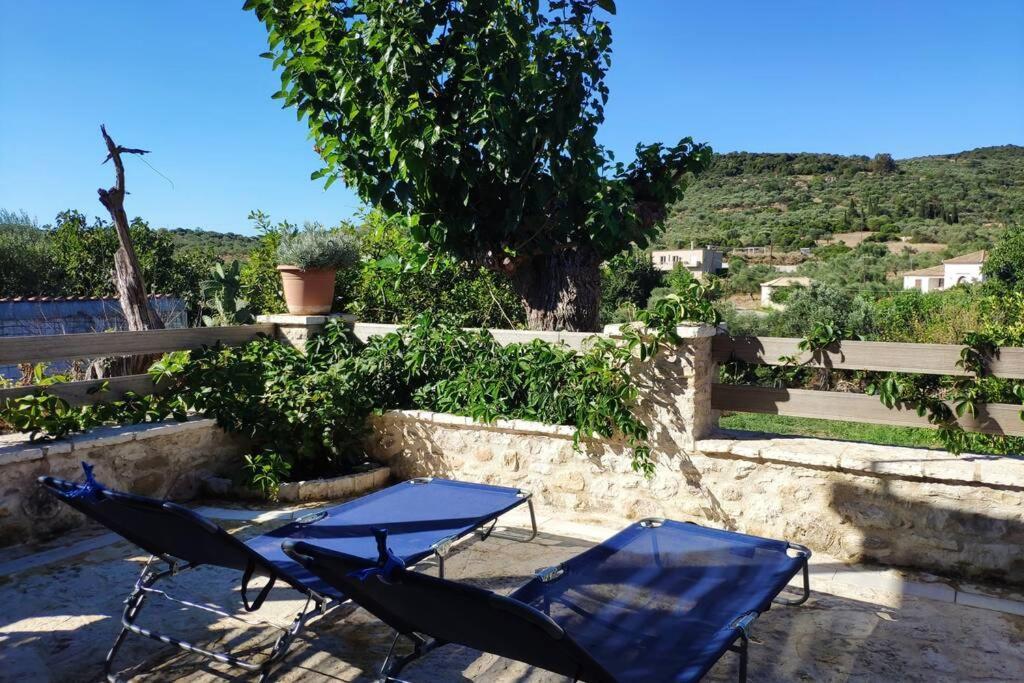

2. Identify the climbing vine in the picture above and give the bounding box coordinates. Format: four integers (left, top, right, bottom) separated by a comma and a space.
1, 283, 721, 486
865, 308, 1024, 455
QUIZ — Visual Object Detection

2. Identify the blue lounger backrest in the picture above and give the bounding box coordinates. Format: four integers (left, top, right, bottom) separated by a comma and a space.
283, 540, 617, 683
39, 476, 278, 578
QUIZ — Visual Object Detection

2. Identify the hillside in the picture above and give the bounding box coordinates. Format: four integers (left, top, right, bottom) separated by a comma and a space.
657, 145, 1024, 254
163, 227, 258, 259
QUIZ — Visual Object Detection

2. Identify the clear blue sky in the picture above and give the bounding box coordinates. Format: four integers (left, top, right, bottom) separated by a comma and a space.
1, 1, 1021, 235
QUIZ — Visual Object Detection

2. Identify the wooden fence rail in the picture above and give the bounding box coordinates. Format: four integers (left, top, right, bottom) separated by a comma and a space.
0, 374, 156, 407
0, 324, 275, 407
712, 335, 1024, 379
712, 335, 1024, 436
711, 384, 1024, 436
0, 324, 274, 366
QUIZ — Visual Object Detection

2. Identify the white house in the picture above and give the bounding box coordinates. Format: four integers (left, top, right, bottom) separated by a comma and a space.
651, 246, 723, 277
901, 250, 986, 292
941, 250, 987, 286
760, 276, 812, 309
901, 265, 945, 293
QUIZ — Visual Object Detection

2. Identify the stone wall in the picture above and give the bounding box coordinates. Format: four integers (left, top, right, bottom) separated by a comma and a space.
0, 418, 247, 546
366, 411, 1024, 585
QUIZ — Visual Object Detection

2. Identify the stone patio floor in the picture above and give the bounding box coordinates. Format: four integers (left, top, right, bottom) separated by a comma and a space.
1, 500, 1023, 682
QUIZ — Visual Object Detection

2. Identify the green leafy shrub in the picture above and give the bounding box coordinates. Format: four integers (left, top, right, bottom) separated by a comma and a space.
982, 225, 1024, 294
240, 211, 288, 315
201, 261, 254, 326
243, 451, 293, 498
276, 224, 359, 271
349, 211, 523, 327
872, 287, 983, 344
0, 210, 62, 298
0, 209, 210, 313
3, 393, 89, 441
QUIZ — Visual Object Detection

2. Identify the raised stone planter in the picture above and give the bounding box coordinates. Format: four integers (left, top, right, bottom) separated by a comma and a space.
0, 418, 248, 546
277, 466, 390, 502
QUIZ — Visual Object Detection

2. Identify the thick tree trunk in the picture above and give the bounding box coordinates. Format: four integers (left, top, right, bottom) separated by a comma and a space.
508, 246, 602, 331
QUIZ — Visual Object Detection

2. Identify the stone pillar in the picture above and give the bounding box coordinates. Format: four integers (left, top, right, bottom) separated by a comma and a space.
256, 313, 354, 352
614, 323, 719, 454
671, 324, 720, 448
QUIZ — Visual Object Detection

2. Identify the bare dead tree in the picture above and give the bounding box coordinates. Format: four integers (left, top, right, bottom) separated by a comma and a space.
95, 125, 164, 376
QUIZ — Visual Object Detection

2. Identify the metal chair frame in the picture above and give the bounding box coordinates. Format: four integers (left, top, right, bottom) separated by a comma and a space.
104, 555, 340, 683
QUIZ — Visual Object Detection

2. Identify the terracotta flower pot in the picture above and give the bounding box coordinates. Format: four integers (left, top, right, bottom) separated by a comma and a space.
277, 266, 336, 315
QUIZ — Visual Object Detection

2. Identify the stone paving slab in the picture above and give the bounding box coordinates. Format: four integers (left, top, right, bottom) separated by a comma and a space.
1, 505, 1023, 682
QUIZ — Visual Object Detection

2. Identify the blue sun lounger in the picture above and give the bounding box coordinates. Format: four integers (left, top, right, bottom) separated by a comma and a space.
283, 517, 810, 682
40, 470, 536, 682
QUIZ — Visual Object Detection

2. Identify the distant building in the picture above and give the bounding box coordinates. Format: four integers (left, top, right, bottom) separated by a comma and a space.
651, 246, 723, 277
732, 246, 770, 257
941, 250, 987, 286
760, 276, 812, 310
901, 250, 987, 292
901, 265, 945, 293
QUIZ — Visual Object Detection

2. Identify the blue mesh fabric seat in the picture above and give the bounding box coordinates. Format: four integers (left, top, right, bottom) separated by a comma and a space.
284, 518, 810, 682
40, 471, 536, 682
511, 519, 809, 682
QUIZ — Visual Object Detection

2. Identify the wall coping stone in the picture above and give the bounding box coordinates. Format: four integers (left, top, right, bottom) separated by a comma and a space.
257, 313, 354, 325
602, 322, 720, 339
352, 322, 718, 350
377, 409, 577, 439
278, 466, 391, 502
696, 429, 1024, 489
0, 417, 220, 467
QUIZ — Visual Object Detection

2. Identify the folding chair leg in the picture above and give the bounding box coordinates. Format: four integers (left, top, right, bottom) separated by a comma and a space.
105, 561, 160, 681
477, 498, 539, 542
378, 632, 437, 683
257, 596, 319, 683
525, 498, 538, 541
736, 633, 748, 683
104, 557, 331, 682
773, 543, 812, 606
728, 611, 756, 683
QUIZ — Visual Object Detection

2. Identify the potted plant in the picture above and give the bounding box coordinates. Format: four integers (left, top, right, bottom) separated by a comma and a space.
276, 225, 359, 315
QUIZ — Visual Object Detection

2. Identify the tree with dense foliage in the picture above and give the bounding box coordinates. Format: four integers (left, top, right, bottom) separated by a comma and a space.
598, 251, 663, 324
348, 210, 524, 327
982, 225, 1024, 293
247, 0, 710, 330
870, 153, 897, 174
0, 210, 62, 297
720, 260, 776, 298
50, 210, 210, 312
722, 282, 874, 338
